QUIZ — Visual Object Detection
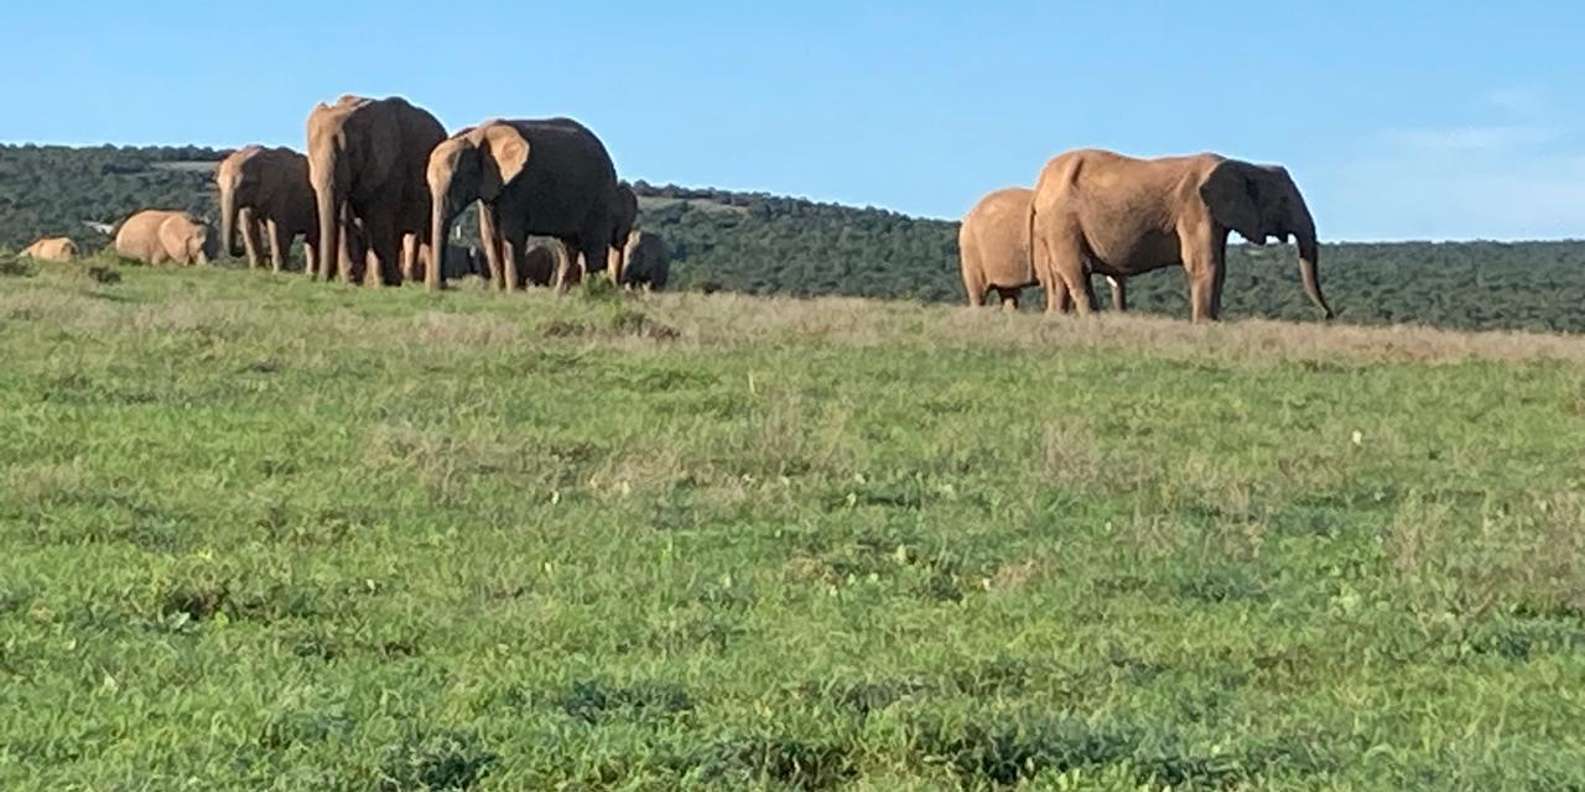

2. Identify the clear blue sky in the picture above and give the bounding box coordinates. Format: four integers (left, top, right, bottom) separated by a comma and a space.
5, 2, 1584, 240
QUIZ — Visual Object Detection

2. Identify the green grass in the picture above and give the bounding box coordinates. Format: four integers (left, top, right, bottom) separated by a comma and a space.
2, 254, 1584, 789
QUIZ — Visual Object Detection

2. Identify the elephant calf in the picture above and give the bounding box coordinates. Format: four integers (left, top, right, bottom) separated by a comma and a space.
960, 188, 1121, 311
616, 230, 669, 291
22, 236, 79, 262
511, 237, 579, 291
114, 210, 219, 266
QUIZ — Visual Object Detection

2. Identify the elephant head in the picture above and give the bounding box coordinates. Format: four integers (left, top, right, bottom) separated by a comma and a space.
167, 216, 218, 265
426, 123, 530, 289
307, 101, 357, 280
191, 221, 219, 265
1201, 160, 1333, 319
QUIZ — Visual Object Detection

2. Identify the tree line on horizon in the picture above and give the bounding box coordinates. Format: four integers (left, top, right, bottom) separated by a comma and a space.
3, 143, 1583, 333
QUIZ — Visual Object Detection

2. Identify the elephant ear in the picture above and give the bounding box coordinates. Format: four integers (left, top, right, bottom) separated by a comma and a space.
1200, 160, 1264, 243
480, 124, 531, 194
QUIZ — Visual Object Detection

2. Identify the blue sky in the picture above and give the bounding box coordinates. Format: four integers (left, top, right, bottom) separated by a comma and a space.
5, 2, 1584, 240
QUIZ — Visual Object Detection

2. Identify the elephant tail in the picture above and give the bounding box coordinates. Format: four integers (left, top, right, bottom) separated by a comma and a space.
1026, 193, 1040, 287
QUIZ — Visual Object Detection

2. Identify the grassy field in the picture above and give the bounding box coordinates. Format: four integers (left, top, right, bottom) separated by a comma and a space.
2, 254, 1584, 789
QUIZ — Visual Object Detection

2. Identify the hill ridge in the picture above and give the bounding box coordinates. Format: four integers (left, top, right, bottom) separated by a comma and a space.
4, 143, 1585, 332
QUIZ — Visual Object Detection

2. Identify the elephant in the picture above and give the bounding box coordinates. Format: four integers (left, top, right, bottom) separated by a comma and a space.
21, 237, 79, 262
1029, 149, 1332, 322
113, 210, 218, 265
307, 95, 446, 287
445, 243, 486, 281
616, 230, 669, 291
216, 145, 317, 273
516, 237, 578, 290
960, 187, 1121, 311
427, 118, 626, 292
477, 180, 632, 295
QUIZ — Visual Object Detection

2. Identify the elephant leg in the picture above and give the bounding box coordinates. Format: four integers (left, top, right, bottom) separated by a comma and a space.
577, 238, 605, 292
606, 238, 624, 285
266, 218, 288, 273
553, 251, 569, 293
303, 241, 317, 277
1043, 275, 1070, 314
1182, 230, 1224, 322
962, 262, 986, 307
399, 234, 415, 283
1211, 236, 1228, 318
363, 217, 402, 288
400, 233, 422, 284
1042, 237, 1093, 315
1109, 277, 1127, 312
1081, 273, 1099, 313
477, 203, 505, 291
1187, 267, 1218, 322
997, 289, 1019, 312
337, 229, 353, 282
502, 239, 521, 293
558, 246, 585, 294
239, 207, 263, 268
334, 211, 358, 283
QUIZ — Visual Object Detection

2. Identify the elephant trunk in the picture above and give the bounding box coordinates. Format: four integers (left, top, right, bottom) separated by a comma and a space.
315, 185, 339, 282
428, 195, 451, 291
1294, 222, 1333, 320
220, 190, 239, 258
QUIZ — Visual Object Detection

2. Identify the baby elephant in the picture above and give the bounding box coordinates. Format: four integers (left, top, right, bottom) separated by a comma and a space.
22, 237, 79, 262
617, 230, 668, 290
114, 210, 219, 266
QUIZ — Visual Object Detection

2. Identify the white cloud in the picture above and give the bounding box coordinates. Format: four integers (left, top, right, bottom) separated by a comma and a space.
1325, 152, 1585, 241
1331, 84, 1584, 238
1484, 87, 1548, 118
1383, 125, 1557, 153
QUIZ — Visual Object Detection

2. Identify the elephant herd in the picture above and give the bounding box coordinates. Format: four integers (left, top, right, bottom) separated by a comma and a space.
961, 149, 1333, 322
17, 96, 1326, 323
20, 95, 670, 292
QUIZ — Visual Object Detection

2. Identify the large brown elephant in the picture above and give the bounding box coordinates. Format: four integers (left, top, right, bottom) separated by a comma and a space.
616, 230, 669, 291
1029, 149, 1333, 321
960, 187, 1121, 311
21, 237, 79, 262
306, 95, 446, 286
113, 210, 218, 265
427, 118, 626, 292
216, 145, 317, 273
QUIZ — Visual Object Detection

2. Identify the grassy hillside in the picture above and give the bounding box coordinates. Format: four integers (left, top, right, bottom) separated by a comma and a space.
2, 254, 1583, 788
5, 144, 1585, 334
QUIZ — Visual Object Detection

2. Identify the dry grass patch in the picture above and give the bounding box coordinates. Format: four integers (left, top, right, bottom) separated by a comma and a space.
129, 300, 253, 337
633, 292, 1585, 366
1389, 492, 1585, 625
411, 311, 522, 346
4, 460, 90, 506
0, 289, 117, 326
363, 424, 575, 503
981, 559, 1050, 592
